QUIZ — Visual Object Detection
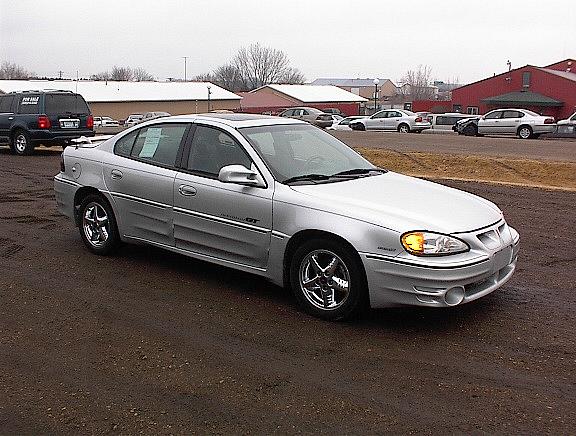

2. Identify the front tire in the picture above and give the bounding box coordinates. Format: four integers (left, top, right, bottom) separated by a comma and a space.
351, 123, 366, 131
11, 130, 34, 155
290, 238, 367, 321
462, 124, 478, 136
518, 126, 533, 139
78, 194, 120, 255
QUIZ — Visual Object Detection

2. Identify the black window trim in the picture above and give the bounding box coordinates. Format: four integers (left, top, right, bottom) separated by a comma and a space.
112, 121, 193, 171
178, 122, 268, 189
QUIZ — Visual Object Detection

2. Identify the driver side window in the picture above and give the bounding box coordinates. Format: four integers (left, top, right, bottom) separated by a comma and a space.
187, 125, 252, 178
485, 111, 502, 119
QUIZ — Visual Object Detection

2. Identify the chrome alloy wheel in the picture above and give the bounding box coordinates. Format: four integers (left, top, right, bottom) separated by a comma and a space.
299, 249, 351, 310
15, 134, 27, 153
82, 202, 110, 248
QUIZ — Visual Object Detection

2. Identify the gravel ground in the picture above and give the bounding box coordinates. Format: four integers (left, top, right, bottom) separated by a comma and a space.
0, 148, 575, 434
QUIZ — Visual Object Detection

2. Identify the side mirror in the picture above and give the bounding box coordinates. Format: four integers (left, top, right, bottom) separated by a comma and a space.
218, 165, 264, 187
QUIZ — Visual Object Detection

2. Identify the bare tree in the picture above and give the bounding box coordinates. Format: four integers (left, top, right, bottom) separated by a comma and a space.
399, 65, 435, 100
133, 67, 154, 81
0, 61, 33, 79
110, 66, 134, 81
233, 43, 305, 90
212, 64, 245, 92
90, 71, 112, 81
192, 73, 214, 82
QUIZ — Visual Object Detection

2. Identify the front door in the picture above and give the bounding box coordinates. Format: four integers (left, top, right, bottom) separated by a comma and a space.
478, 110, 503, 134
366, 111, 386, 130
173, 124, 272, 269
103, 122, 190, 246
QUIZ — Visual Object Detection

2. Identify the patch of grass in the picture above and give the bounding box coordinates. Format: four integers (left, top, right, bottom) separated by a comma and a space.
355, 147, 576, 191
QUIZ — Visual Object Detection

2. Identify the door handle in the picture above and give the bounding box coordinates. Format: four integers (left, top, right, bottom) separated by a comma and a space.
178, 185, 197, 196
110, 169, 123, 179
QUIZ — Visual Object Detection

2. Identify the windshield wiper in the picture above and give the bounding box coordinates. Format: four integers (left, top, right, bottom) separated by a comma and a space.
330, 168, 387, 177
283, 174, 331, 184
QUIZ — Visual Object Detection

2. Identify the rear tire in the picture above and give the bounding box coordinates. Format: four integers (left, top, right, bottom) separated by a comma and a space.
518, 126, 533, 139
397, 123, 410, 133
10, 130, 34, 155
78, 194, 120, 255
290, 238, 368, 321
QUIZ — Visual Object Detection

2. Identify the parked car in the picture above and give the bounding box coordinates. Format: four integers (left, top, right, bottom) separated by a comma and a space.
54, 113, 519, 321
278, 107, 333, 128
328, 114, 344, 126
0, 90, 94, 155
124, 113, 143, 127
93, 116, 120, 127
459, 109, 555, 139
323, 108, 345, 116
327, 116, 367, 131
428, 113, 474, 130
350, 109, 431, 133
557, 111, 576, 126
141, 111, 171, 123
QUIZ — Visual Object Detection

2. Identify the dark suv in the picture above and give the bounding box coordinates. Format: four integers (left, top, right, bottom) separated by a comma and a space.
0, 90, 94, 155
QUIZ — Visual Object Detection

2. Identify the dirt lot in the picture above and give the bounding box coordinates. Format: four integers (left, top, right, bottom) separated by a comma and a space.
1, 148, 575, 434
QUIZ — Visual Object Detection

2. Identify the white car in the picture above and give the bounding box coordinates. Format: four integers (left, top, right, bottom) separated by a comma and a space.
93, 116, 119, 127
557, 111, 576, 126
124, 114, 143, 127
54, 113, 519, 320
477, 109, 555, 139
350, 109, 431, 133
327, 116, 368, 131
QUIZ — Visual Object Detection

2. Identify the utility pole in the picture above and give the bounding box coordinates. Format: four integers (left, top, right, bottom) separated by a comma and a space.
182, 56, 188, 81
207, 85, 212, 112
58, 70, 64, 79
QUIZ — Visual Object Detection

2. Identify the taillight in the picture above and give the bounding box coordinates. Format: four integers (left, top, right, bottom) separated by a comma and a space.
87, 115, 94, 129
38, 115, 51, 129
544, 118, 554, 124
60, 153, 65, 173
415, 116, 422, 122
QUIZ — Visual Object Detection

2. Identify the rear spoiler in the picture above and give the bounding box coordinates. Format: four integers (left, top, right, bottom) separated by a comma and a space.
71, 135, 114, 148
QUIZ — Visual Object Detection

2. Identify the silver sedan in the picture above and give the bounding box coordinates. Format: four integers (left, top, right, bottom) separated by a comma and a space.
54, 114, 519, 320
350, 109, 431, 133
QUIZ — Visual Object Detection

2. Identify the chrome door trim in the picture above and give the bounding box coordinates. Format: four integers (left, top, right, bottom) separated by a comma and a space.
173, 206, 270, 234
124, 235, 268, 272
109, 191, 170, 209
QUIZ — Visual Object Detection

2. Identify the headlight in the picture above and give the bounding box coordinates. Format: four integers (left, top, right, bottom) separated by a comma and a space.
401, 231, 469, 256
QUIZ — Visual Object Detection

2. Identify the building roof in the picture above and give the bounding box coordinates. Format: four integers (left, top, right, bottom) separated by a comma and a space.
0, 80, 241, 102
310, 78, 395, 88
481, 91, 563, 107
256, 84, 367, 103
538, 68, 576, 82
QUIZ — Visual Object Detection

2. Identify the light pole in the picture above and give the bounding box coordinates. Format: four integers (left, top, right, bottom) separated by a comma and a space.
373, 78, 380, 114
207, 85, 212, 112
182, 56, 188, 81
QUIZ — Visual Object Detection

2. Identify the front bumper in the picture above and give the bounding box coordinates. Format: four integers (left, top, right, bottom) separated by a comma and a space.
362, 222, 520, 308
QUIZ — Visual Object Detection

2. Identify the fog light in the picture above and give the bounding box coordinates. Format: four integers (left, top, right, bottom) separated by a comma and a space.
444, 286, 465, 306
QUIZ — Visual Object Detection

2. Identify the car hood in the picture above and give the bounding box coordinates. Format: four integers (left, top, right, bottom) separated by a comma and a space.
289, 172, 502, 233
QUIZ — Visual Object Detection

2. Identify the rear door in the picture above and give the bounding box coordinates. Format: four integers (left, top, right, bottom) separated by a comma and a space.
44, 93, 92, 131
500, 110, 524, 134
0, 95, 16, 142
384, 111, 402, 130
103, 122, 191, 246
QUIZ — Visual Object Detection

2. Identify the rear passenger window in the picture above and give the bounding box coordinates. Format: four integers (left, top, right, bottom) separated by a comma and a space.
130, 123, 188, 167
0, 95, 14, 112
114, 130, 138, 156
18, 95, 41, 114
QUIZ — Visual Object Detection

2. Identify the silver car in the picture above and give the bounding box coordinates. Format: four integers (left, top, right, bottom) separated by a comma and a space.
477, 109, 555, 139
54, 114, 519, 320
350, 109, 432, 133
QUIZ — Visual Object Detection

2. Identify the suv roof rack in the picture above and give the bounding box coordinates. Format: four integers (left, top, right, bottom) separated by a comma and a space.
8, 89, 74, 94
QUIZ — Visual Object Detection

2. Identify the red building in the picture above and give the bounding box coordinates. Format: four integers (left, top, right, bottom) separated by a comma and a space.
412, 59, 576, 120
451, 59, 576, 120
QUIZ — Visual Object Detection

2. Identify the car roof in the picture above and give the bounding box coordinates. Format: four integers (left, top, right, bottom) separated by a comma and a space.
167, 113, 308, 128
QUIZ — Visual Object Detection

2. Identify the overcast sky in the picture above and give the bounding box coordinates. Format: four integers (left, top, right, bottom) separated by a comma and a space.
1, 0, 574, 85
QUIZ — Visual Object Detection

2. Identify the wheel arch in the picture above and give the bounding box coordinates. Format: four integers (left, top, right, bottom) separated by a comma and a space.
517, 124, 533, 137
73, 187, 110, 226
282, 229, 366, 288
397, 122, 410, 132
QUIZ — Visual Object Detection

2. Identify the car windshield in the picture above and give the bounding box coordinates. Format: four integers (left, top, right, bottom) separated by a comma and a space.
239, 123, 379, 184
